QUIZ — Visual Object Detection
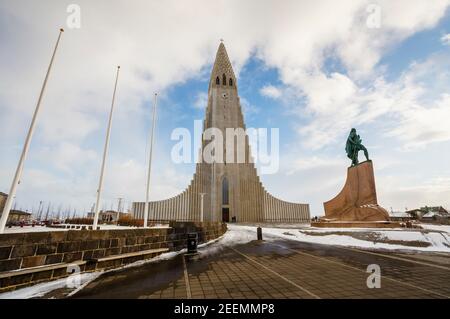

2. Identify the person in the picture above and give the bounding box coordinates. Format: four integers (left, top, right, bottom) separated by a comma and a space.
345, 128, 369, 166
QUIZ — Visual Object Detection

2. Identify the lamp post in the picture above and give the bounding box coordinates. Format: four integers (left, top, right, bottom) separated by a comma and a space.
0, 29, 65, 234
199, 193, 206, 222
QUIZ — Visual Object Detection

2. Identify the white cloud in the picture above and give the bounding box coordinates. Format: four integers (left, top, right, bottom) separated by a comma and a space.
290, 50, 450, 150
260, 85, 282, 99
286, 156, 345, 175
378, 175, 450, 211
193, 92, 208, 110
1, 0, 450, 212
387, 94, 450, 149
441, 33, 450, 45
40, 142, 97, 172
239, 97, 259, 117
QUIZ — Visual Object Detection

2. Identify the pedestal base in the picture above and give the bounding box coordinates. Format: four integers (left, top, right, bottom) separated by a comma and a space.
323, 161, 390, 222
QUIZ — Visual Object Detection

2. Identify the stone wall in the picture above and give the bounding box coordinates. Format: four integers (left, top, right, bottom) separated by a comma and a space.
0, 221, 227, 292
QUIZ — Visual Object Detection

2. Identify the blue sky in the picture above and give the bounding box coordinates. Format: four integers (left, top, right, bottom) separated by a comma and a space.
1, 0, 450, 216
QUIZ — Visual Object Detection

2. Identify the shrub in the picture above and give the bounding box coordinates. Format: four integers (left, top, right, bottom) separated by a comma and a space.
117, 215, 143, 227
64, 217, 94, 225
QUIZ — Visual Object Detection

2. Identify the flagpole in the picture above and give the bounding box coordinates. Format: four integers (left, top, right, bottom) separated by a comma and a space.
92, 66, 121, 230
0, 28, 64, 234
143, 93, 158, 228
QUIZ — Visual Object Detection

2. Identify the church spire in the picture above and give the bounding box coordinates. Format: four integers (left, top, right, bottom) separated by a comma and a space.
210, 42, 236, 89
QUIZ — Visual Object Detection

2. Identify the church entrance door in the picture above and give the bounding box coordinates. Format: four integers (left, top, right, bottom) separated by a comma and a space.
222, 208, 230, 222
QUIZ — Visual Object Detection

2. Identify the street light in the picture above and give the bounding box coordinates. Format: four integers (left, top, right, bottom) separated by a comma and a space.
199, 193, 207, 222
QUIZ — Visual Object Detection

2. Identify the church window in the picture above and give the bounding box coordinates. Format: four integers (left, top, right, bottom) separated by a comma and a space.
222, 177, 229, 205
222, 74, 226, 86
216, 76, 220, 85
229, 78, 233, 86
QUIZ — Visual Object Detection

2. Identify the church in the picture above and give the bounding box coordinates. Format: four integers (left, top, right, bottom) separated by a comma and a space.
132, 43, 310, 223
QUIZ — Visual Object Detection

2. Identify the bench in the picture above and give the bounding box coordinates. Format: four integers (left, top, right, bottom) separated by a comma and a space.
0, 260, 87, 279
0, 248, 169, 280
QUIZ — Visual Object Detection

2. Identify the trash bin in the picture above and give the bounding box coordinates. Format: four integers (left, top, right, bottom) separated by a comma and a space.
187, 233, 198, 254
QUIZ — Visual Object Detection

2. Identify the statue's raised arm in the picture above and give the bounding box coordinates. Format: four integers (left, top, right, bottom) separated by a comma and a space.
345, 128, 369, 166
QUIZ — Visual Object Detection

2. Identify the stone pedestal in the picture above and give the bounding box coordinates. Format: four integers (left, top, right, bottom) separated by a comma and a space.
317, 161, 394, 227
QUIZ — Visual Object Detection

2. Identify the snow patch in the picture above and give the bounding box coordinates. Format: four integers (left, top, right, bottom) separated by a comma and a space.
0, 272, 101, 299
197, 224, 257, 258
231, 225, 450, 253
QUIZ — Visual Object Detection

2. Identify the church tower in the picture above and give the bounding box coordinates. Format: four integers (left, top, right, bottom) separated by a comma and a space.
132, 43, 310, 223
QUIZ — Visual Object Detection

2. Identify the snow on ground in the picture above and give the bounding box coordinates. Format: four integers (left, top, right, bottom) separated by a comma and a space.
97, 224, 170, 230
231, 224, 450, 253
197, 224, 258, 258
3, 226, 67, 233
0, 272, 101, 299
420, 224, 450, 234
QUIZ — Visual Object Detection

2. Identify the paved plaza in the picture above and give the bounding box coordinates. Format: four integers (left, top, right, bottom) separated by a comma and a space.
71, 237, 450, 299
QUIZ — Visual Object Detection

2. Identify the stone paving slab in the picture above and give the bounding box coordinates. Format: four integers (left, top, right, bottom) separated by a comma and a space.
72, 239, 450, 299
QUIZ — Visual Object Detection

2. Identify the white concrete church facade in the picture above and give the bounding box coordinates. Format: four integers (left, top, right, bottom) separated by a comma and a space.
132, 44, 310, 223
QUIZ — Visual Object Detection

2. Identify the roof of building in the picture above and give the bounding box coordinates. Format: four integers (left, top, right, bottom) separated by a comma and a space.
406, 209, 423, 213
9, 210, 32, 216
422, 211, 450, 218
210, 42, 236, 84
422, 212, 438, 218
420, 206, 448, 213
389, 211, 411, 218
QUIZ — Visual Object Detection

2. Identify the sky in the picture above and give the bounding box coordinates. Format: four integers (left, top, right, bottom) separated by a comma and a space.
0, 0, 450, 216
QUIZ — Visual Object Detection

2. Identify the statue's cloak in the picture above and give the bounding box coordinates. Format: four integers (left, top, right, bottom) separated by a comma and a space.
345, 137, 354, 159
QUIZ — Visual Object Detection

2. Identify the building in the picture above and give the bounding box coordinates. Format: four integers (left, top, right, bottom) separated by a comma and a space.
406, 206, 449, 220
421, 206, 448, 214
0, 192, 6, 214
133, 43, 310, 223
389, 211, 414, 222
0, 193, 32, 223
420, 207, 450, 222
7, 210, 32, 223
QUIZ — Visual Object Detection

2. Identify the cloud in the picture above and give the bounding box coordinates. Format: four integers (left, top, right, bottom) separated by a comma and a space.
286, 156, 346, 175
260, 85, 282, 99
441, 33, 450, 45
387, 94, 450, 149
377, 175, 450, 211
38, 142, 98, 172
290, 50, 450, 150
239, 97, 259, 117
1, 0, 450, 212
193, 92, 208, 110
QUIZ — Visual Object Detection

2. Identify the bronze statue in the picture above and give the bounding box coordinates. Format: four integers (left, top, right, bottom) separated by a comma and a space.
345, 128, 369, 166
